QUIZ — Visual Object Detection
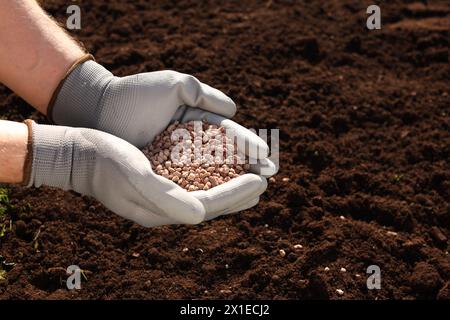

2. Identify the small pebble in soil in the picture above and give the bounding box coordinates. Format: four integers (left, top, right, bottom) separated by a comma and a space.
336, 289, 344, 295
387, 231, 398, 236
282, 177, 290, 182
293, 244, 303, 249
269, 177, 276, 183
142, 120, 250, 191
279, 249, 286, 257
340, 267, 347, 272
324, 267, 330, 272
339, 215, 346, 220
182, 247, 189, 252
220, 289, 232, 294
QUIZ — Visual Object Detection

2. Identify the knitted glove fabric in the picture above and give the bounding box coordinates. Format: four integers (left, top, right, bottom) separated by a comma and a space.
49, 61, 277, 216
25, 121, 206, 227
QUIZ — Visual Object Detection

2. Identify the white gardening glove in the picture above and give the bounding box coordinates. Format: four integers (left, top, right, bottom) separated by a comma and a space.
49, 60, 277, 217
175, 108, 277, 220
49, 60, 236, 148
24, 120, 208, 227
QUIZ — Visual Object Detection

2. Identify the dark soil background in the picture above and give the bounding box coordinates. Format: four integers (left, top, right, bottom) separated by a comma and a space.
0, 0, 449, 299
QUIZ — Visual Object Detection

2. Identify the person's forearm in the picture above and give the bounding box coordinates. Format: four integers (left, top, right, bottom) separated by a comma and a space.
0, 0, 84, 114
0, 120, 29, 183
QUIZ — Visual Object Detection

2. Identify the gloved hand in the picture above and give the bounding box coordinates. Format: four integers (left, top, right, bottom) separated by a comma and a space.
49, 60, 237, 148
49, 60, 277, 216
24, 120, 269, 227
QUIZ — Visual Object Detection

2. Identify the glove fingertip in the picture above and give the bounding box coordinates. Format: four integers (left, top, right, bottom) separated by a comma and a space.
198, 81, 237, 118
249, 158, 278, 177
164, 188, 206, 225
223, 96, 237, 118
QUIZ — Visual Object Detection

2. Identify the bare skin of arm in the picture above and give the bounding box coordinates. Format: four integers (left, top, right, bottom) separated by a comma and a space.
0, 121, 28, 183
0, 0, 84, 114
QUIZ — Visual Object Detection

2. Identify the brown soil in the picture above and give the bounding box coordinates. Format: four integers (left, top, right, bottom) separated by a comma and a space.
0, 0, 449, 300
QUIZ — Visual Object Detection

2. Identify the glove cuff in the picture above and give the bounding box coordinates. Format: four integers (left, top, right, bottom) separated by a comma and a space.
49, 58, 114, 129
21, 120, 34, 186
23, 121, 75, 190
47, 53, 95, 122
